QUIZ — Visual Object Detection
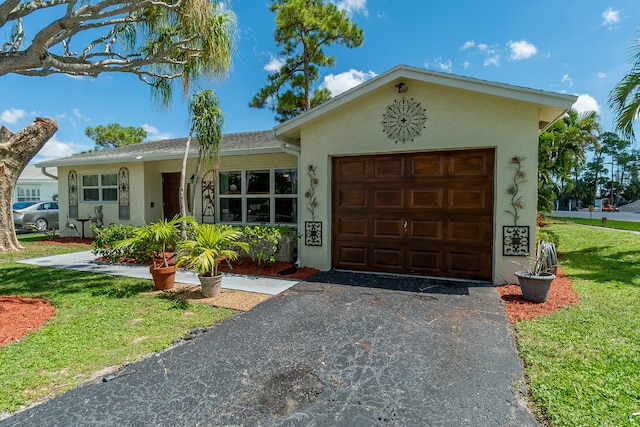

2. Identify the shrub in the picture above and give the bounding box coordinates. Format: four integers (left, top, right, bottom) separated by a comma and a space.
237, 225, 281, 266
536, 227, 560, 249
91, 223, 144, 263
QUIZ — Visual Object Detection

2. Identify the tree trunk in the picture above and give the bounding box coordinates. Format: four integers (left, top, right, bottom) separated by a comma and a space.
0, 118, 58, 252
179, 134, 192, 219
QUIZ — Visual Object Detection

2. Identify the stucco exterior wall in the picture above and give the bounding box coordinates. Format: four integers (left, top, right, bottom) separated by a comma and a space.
56, 163, 146, 236
56, 152, 298, 236
297, 80, 540, 284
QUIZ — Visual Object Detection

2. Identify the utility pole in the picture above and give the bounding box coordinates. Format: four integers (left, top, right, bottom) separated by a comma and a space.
610, 156, 616, 204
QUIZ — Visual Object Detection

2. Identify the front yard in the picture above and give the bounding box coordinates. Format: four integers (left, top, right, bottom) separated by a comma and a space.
0, 235, 237, 416
517, 222, 640, 426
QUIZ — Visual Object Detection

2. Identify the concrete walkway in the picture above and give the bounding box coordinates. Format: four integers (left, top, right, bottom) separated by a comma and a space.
2, 262, 539, 426
18, 250, 297, 295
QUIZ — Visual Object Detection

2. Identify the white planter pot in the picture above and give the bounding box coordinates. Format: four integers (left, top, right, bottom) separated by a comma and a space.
199, 274, 222, 298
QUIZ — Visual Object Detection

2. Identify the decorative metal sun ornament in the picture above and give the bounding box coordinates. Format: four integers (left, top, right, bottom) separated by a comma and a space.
381, 97, 427, 143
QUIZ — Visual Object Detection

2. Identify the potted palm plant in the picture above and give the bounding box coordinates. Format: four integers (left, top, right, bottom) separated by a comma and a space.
114, 215, 195, 290
514, 240, 558, 303
176, 224, 249, 297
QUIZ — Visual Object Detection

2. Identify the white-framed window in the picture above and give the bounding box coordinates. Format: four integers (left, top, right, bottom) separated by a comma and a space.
82, 173, 118, 202
218, 168, 297, 225
17, 187, 40, 201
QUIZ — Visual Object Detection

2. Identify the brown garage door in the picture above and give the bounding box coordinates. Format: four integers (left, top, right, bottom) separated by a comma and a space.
332, 148, 494, 280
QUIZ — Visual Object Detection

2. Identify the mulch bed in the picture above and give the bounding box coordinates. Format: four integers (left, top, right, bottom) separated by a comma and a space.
497, 267, 580, 323
0, 296, 56, 346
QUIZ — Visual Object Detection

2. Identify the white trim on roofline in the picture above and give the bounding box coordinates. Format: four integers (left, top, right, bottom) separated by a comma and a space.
35, 146, 285, 168
274, 64, 577, 138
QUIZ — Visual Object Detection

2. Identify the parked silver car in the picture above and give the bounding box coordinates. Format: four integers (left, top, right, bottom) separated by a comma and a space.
13, 201, 59, 232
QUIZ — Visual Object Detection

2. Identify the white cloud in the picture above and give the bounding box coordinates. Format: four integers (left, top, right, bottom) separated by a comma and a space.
32, 135, 88, 163
461, 41, 500, 67
320, 69, 377, 96
54, 108, 90, 128
508, 40, 537, 60
461, 41, 476, 50
65, 74, 87, 81
484, 52, 501, 67
561, 74, 574, 86
264, 55, 285, 72
142, 124, 173, 141
573, 94, 600, 114
436, 58, 452, 72
462, 61, 471, 70
597, 71, 607, 79
602, 7, 620, 26
1, 108, 27, 124
333, 0, 367, 16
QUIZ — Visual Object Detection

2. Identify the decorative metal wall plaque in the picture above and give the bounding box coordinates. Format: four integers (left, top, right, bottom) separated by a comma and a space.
381, 97, 427, 143
503, 225, 529, 256
118, 167, 130, 220
201, 170, 215, 223
68, 170, 78, 219
305, 221, 322, 246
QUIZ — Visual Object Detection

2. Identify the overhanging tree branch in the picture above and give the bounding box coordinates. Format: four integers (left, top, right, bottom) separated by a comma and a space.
1, 0, 236, 100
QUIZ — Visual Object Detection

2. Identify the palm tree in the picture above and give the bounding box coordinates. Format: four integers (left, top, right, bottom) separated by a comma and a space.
538, 109, 600, 212
609, 29, 640, 141
179, 89, 225, 219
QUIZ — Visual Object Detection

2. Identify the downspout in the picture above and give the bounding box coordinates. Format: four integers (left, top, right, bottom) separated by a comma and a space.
40, 167, 58, 180
275, 132, 302, 268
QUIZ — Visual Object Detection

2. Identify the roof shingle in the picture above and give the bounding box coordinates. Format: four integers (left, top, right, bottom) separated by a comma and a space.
36, 130, 281, 167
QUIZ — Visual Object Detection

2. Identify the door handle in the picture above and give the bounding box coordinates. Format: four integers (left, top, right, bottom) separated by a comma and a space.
403, 221, 408, 230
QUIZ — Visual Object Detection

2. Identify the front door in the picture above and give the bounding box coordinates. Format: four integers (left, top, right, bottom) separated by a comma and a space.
162, 173, 181, 219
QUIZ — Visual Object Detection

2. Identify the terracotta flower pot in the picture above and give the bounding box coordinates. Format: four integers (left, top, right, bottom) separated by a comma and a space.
149, 266, 177, 290
514, 270, 555, 303
199, 274, 222, 298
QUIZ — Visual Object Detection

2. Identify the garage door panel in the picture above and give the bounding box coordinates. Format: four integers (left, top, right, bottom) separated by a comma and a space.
337, 187, 368, 208
373, 218, 403, 238
449, 151, 492, 177
372, 248, 403, 269
337, 217, 368, 236
410, 188, 444, 209
374, 188, 403, 208
335, 245, 368, 267
337, 158, 368, 179
409, 154, 445, 177
407, 250, 442, 273
374, 157, 404, 177
410, 220, 443, 239
447, 220, 488, 242
447, 251, 492, 278
448, 187, 490, 210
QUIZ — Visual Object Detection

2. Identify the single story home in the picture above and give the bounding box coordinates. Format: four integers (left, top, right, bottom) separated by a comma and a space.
14, 165, 58, 203
36, 65, 576, 284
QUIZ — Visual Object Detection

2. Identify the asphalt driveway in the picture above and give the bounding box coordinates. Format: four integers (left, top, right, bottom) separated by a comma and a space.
2, 273, 538, 426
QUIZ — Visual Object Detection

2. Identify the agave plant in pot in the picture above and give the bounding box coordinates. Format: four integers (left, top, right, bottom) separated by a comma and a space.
114, 215, 195, 290
176, 224, 249, 297
514, 240, 558, 303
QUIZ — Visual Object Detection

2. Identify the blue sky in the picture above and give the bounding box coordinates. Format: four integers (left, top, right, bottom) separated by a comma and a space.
2, 0, 640, 164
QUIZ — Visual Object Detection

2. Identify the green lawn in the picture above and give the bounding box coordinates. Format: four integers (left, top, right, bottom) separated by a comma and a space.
517, 223, 640, 426
550, 215, 640, 232
0, 235, 236, 415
